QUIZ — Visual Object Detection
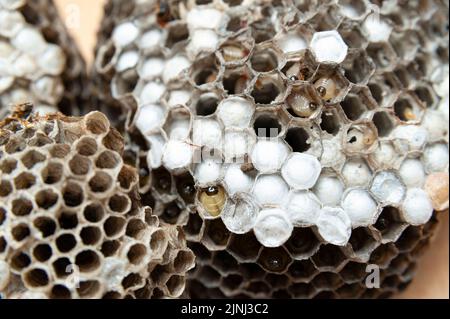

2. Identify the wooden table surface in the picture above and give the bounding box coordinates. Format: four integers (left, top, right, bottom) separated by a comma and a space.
53, 0, 449, 299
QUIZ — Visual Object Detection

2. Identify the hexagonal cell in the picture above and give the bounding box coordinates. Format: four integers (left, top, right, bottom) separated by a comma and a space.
281, 52, 317, 81
308, 6, 342, 32
251, 73, 286, 105
253, 109, 287, 138
221, 273, 244, 293
320, 107, 343, 136
382, 274, 402, 290
222, 66, 252, 95
288, 259, 318, 282
289, 282, 316, 298
336, 283, 365, 298
218, 39, 251, 65
312, 66, 351, 104
189, 54, 220, 88
250, 44, 281, 73
193, 92, 220, 117
265, 273, 290, 289
152, 167, 173, 195
285, 227, 321, 260
348, 227, 379, 260
228, 232, 262, 262
285, 127, 311, 153
369, 243, 399, 269
388, 254, 411, 276
393, 94, 424, 123
342, 122, 378, 155
366, 42, 398, 71
394, 226, 423, 254
409, 238, 430, 260
165, 22, 189, 49
197, 265, 221, 288
341, 157, 373, 187
413, 84, 439, 109
212, 250, 238, 275
389, 30, 421, 61
372, 110, 396, 138
160, 201, 184, 225
312, 245, 348, 271
175, 172, 196, 204
374, 206, 408, 243
188, 242, 211, 263
338, 0, 368, 19
202, 219, 231, 251
257, 246, 292, 273
162, 107, 191, 141
238, 263, 266, 281
338, 23, 366, 49
312, 272, 344, 290
340, 88, 376, 121
339, 261, 368, 284
368, 73, 400, 108
286, 83, 322, 119
342, 51, 375, 84
272, 289, 292, 299
393, 66, 411, 89
251, 16, 277, 44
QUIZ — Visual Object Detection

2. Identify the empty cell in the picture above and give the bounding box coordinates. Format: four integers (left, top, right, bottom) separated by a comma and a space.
12, 198, 33, 216
84, 203, 105, 223
41, 162, 63, 184
21, 150, 45, 169
76, 137, 98, 156
251, 74, 284, 105
11, 224, 30, 242
62, 182, 84, 207
14, 172, 36, 190
75, 250, 101, 273
24, 268, 49, 288
251, 47, 279, 73
33, 216, 57, 238
257, 247, 292, 273
89, 172, 113, 193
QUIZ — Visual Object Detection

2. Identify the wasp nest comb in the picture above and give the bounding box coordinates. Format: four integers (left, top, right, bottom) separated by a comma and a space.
0, 0, 88, 118
93, 0, 449, 298
0, 108, 195, 299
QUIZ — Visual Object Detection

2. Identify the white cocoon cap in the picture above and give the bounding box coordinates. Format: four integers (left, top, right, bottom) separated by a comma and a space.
221, 194, 258, 234
363, 14, 392, 42
192, 119, 222, 149
277, 33, 307, 53
371, 141, 398, 168
0, 260, 10, 290
140, 57, 165, 79
135, 104, 165, 134
139, 81, 165, 104
224, 164, 253, 196
217, 97, 254, 128
145, 134, 166, 169
224, 130, 253, 161
316, 207, 352, 246
254, 208, 293, 247
195, 159, 222, 185
286, 191, 321, 226
116, 50, 139, 72
342, 188, 378, 227
139, 29, 162, 50
399, 158, 426, 187
102, 257, 128, 291
253, 175, 289, 206
12, 27, 47, 55
402, 188, 433, 225
281, 153, 322, 190
0, 10, 25, 38
342, 159, 372, 187
393, 125, 428, 151
251, 139, 290, 173
422, 110, 449, 141
167, 118, 190, 141
370, 171, 406, 205
188, 29, 219, 57
310, 30, 348, 64
321, 139, 346, 167
162, 140, 194, 170
187, 8, 224, 30
168, 90, 191, 107
163, 55, 190, 83
313, 175, 344, 207
423, 143, 449, 173
112, 22, 139, 47
38, 44, 66, 76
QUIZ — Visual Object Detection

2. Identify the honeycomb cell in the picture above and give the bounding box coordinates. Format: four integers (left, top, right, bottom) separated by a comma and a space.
312, 245, 348, 271
288, 260, 318, 282
228, 232, 262, 262
285, 227, 321, 260
257, 246, 292, 273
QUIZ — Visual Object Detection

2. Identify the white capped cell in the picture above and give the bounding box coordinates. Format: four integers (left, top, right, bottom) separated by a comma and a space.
423, 143, 449, 173
163, 55, 190, 84
371, 141, 400, 169
192, 118, 223, 149
342, 188, 378, 227
139, 29, 163, 50
310, 30, 348, 64
187, 29, 219, 57
195, 159, 222, 185
223, 164, 253, 196
145, 134, 166, 169
38, 44, 66, 76
399, 158, 426, 188
313, 175, 344, 207
31, 76, 63, 105
422, 110, 449, 141
139, 81, 166, 104
253, 174, 289, 206
224, 129, 253, 161
112, 22, 140, 47
0, 0, 26, 11
276, 33, 307, 54
187, 8, 224, 30
281, 153, 322, 190
286, 190, 321, 226
167, 117, 190, 141
317, 207, 352, 246
102, 257, 128, 291
0, 10, 25, 38
0, 260, 10, 290
217, 97, 254, 128
221, 194, 258, 234
363, 13, 392, 42
254, 208, 293, 247
12, 27, 47, 55
11, 53, 37, 78
168, 90, 191, 107
342, 159, 372, 187
162, 140, 194, 170
402, 188, 433, 225
116, 50, 139, 72
0, 76, 14, 94
139, 57, 165, 79
251, 139, 290, 173
370, 171, 406, 205
393, 125, 428, 152
135, 104, 165, 134
321, 139, 346, 168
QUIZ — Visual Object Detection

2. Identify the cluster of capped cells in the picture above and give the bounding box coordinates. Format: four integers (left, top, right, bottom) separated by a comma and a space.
93, 0, 449, 298
0, 110, 195, 299
0, 0, 87, 118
